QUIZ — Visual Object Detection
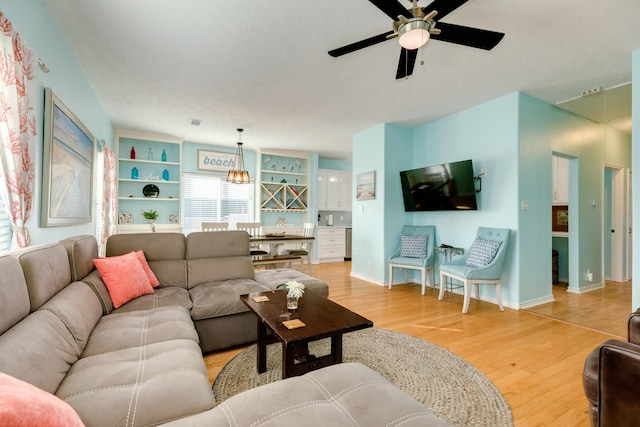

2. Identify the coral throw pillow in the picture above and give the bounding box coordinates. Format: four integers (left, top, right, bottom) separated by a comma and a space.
135, 250, 160, 287
0, 372, 85, 426
93, 251, 154, 308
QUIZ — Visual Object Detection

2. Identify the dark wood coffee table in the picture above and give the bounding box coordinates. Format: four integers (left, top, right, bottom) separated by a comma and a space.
240, 290, 373, 379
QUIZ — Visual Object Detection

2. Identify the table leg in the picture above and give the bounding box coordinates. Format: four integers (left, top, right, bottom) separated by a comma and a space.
257, 320, 267, 374
283, 343, 296, 379
331, 335, 343, 364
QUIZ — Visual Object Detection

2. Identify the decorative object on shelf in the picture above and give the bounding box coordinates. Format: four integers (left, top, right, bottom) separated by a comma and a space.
356, 171, 376, 201
162, 169, 169, 181
169, 213, 179, 224
161, 149, 167, 162
296, 158, 302, 173
130, 146, 136, 159
277, 280, 305, 310
118, 212, 133, 224
146, 147, 153, 160
131, 167, 138, 179
141, 209, 159, 232
226, 128, 250, 184
142, 184, 160, 198
277, 217, 286, 227
280, 178, 287, 183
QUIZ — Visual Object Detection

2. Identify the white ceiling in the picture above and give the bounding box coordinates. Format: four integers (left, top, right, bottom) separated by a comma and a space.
42, 0, 639, 161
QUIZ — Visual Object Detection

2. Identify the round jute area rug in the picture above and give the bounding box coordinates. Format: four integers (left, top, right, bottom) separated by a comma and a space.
213, 328, 513, 426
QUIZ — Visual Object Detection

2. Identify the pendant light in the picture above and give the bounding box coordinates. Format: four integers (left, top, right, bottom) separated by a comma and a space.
226, 128, 250, 184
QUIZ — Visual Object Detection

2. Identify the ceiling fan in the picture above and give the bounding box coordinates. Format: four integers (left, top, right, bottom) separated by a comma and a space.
328, 0, 505, 79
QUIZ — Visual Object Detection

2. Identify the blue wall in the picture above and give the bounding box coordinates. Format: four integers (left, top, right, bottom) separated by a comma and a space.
0, 1, 113, 246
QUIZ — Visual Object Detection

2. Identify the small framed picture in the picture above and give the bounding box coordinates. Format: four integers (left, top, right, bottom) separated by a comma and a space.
356, 171, 376, 201
118, 212, 133, 224
169, 213, 179, 224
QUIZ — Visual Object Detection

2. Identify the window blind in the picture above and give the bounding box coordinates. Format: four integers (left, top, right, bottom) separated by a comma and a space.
0, 197, 11, 253
181, 173, 252, 235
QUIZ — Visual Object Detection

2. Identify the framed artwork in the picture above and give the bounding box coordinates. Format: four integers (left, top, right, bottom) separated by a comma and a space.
118, 212, 133, 224
356, 171, 376, 201
41, 88, 94, 226
197, 149, 236, 172
169, 212, 179, 224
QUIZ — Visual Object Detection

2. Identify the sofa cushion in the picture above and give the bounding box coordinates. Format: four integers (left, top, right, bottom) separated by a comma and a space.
0, 372, 84, 427
189, 278, 270, 320
162, 362, 451, 427
18, 243, 72, 311
39, 281, 103, 354
93, 252, 154, 308
82, 306, 199, 357
59, 235, 98, 282
0, 255, 30, 335
188, 257, 255, 289
57, 339, 214, 427
254, 269, 329, 297
136, 250, 160, 287
82, 269, 114, 314
186, 230, 250, 259
0, 310, 80, 393
112, 286, 193, 314
107, 233, 186, 261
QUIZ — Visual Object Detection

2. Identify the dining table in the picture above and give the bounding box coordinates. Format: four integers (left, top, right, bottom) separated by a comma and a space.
249, 234, 314, 257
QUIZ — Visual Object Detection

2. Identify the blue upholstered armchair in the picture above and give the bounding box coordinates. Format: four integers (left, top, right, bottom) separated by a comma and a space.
438, 227, 510, 313
388, 225, 435, 295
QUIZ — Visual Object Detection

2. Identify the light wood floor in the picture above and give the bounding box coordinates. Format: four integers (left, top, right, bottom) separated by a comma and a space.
204, 262, 624, 427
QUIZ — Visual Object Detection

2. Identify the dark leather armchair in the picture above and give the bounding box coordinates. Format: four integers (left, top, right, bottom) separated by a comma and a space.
583, 309, 640, 426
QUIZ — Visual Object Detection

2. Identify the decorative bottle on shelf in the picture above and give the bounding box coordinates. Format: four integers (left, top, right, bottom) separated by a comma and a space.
131, 167, 138, 179
161, 149, 167, 162
147, 147, 153, 160
130, 146, 136, 159
162, 169, 169, 181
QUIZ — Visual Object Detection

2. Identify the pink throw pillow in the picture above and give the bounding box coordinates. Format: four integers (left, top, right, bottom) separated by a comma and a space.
93, 251, 154, 308
135, 250, 160, 288
0, 372, 85, 426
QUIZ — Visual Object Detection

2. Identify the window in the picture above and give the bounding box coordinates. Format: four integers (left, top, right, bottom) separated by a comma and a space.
0, 197, 10, 253
181, 173, 252, 235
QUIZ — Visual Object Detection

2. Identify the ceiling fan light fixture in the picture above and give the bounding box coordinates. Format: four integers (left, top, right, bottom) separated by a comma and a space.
226, 129, 250, 184
398, 20, 431, 50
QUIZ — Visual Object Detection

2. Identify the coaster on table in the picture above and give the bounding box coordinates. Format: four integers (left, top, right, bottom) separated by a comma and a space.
253, 295, 270, 302
282, 319, 306, 329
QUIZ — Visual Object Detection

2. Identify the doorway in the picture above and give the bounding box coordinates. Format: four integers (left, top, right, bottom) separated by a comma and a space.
604, 164, 626, 282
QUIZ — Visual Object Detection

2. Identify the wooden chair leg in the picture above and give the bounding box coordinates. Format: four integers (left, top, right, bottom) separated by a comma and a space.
495, 283, 504, 311
388, 265, 394, 290
420, 267, 426, 296
438, 272, 446, 301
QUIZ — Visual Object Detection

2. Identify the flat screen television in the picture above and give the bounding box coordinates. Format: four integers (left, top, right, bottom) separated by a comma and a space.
399, 159, 478, 211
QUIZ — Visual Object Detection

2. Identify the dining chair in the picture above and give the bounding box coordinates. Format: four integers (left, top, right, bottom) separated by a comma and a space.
438, 227, 510, 313
236, 222, 269, 255
282, 222, 315, 275
388, 225, 435, 295
201, 222, 229, 232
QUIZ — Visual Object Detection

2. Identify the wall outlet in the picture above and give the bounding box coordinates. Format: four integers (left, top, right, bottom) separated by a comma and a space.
586, 269, 593, 282
480, 168, 487, 177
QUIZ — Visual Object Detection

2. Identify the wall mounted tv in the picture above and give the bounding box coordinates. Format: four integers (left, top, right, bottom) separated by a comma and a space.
399, 159, 478, 211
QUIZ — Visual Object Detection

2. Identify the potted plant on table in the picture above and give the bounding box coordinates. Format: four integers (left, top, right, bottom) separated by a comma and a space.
141, 210, 159, 232
277, 280, 305, 310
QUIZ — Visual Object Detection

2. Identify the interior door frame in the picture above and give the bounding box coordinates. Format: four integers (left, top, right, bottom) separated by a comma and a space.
604, 163, 626, 282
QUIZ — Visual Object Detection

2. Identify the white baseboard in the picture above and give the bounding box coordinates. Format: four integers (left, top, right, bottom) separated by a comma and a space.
349, 271, 385, 287
519, 295, 555, 309
567, 281, 604, 294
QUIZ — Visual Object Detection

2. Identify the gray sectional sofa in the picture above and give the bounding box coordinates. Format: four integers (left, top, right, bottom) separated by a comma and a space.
0, 231, 450, 426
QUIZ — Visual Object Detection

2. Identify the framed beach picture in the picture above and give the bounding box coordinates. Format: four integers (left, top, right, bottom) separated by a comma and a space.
197, 149, 236, 172
41, 88, 94, 226
356, 171, 376, 201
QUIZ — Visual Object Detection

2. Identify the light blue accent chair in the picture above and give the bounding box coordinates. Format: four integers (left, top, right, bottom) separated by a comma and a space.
438, 227, 510, 313
388, 225, 435, 295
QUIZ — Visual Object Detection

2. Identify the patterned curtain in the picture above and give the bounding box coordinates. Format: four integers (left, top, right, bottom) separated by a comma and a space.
0, 12, 37, 250
99, 141, 117, 255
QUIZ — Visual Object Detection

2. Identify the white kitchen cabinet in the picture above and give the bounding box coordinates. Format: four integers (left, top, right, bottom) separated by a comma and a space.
318, 226, 346, 263
318, 169, 352, 211
552, 155, 569, 205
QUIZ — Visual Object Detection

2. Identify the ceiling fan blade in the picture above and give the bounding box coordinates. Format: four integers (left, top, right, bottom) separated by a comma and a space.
328, 31, 395, 57
369, 0, 413, 20
422, 0, 469, 21
430, 22, 504, 50
395, 48, 418, 79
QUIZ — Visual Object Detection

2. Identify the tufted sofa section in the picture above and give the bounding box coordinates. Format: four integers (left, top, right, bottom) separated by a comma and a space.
0, 242, 214, 427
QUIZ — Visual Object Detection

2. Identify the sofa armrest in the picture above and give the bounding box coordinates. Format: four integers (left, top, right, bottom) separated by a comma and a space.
627, 309, 640, 344
598, 340, 640, 425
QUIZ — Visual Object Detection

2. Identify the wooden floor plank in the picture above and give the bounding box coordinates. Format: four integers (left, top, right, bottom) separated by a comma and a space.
204, 262, 623, 426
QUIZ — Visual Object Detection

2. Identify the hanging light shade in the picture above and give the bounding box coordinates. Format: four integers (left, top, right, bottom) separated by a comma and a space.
226, 128, 250, 184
